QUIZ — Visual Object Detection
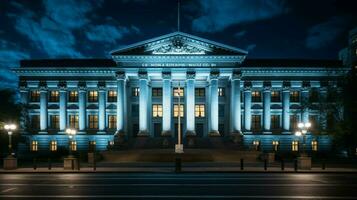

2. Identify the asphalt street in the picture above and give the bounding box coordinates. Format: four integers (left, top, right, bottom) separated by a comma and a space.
0, 173, 357, 199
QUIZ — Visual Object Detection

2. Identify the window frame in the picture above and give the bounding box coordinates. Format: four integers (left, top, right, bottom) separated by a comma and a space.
195, 104, 205, 117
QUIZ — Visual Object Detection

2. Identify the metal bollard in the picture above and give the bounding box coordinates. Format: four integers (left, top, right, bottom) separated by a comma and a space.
264, 159, 267, 171
240, 158, 244, 170
33, 158, 37, 170
294, 159, 298, 172
175, 158, 181, 173
48, 158, 51, 170
281, 159, 285, 171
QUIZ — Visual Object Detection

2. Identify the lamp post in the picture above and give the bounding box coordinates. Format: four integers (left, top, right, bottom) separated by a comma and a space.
66, 128, 77, 157
175, 82, 184, 153
4, 124, 17, 156
295, 122, 311, 156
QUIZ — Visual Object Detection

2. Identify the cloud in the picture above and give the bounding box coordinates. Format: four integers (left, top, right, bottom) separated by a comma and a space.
246, 44, 257, 51
305, 16, 351, 49
234, 30, 247, 38
192, 0, 288, 33
85, 25, 136, 43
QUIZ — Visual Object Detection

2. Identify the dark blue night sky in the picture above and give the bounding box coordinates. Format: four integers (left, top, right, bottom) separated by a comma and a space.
0, 0, 356, 88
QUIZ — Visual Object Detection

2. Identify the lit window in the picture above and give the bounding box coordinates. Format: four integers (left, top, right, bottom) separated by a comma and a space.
252, 115, 261, 131
174, 104, 184, 117
31, 115, 40, 129
290, 91, 300, 102
252, 91, 261, 102
292, 141, 299, 151
290, 115, 299, 130
271, 115, 280, 129
152, 104, 163, 117
50, 140, 57, 152
68, 91, 78, 102
218, 88, 225, 96
108, 90, 117, 102
50, 115, 60, 129
272, 141, 279, 152
271, 91, 280, 102
69, 115, 79, 129
253, 140, 260, 151
311, 140, 318, 151
108, 115, 117, 129
132, 88, 140, 96
49, 91, 59, 102
89, 115, 98, 129
30, 90, 40, 102
195, 104, 205, 117
152, 88, 162, 97
31, 141, 38, 152
195, 88, 205, 97
88, 91, 98, 102
70, 141, 77, 151
173, 88, 184, 97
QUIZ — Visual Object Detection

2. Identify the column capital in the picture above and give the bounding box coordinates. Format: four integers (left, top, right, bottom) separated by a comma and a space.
282, 86, 290, 92
232, 71, 242, 80
162, 72, 171, 79
78, 81, 87, 91
209, 71, 220, 80
115, 71, 126, 80
138, 71, 148, 79
19, 81, 28, 91
244, 86, 251, 91
186, 71, 196, 80
264, 86, 271, 92
39, 81, 47, 91
98, 81, 106, 91
58, 81, 67, 91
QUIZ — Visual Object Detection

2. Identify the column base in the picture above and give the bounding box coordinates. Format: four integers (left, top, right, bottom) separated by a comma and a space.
77, 131, 87, 134
208, 130, 220, 137
97, 131, 106, 134
137, 130, 150, 137
185, 130, 196, 137
38, 131, 48, 134
282, 131, 291, 134
263, 131, 272, 134
161, 130, 172, 137
230, 132, 243, 144
243, 131, 252, 134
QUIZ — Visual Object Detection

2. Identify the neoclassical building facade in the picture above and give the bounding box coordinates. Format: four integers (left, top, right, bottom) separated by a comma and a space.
14, 32, 349, 152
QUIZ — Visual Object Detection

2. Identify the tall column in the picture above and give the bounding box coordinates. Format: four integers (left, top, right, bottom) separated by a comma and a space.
230, 72, 242, 134
263, 86, 271, 132
282, 86, 290, 132
116, 72, 126, 134
162, 72, 172, 136
138, 72, 149, 136
19, 82, 29, 131
98, 83, 106, 133
208, 72, 220, 136
78, 83, 87, 132
301, 87, 309, 123
244, 86, 252, 131
320, 87, 328, 130
185, 72, 196, 136
39, 83, 48, 133
59, 82, 67, 131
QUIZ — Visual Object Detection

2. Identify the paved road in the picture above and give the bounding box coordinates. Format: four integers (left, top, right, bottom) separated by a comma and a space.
0, 173, 357, 199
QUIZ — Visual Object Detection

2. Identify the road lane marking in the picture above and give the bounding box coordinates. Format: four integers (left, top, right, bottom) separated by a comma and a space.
0, 188, 17, 193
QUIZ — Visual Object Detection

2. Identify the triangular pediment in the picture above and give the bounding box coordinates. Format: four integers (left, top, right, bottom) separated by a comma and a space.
110, 32, 248, 56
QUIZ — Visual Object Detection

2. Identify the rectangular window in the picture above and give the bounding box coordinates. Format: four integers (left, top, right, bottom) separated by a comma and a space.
290, 91, 300, 102
107, 90, 117, 102
309, 89, 319, 102
88, 115, 98, 129
50, 115, 60, 129
152, 104, 163, 117
50, 140, 57, 152
290, 115, 299, 130
195, 104, 205, 117
108, 115, 117, 129
31, 115, 40, 129
252, 91, 262, 102
272, 141, 279, 152
195, 88, 205, 97
88, 91, 98, 102
132, 104, 139, 117
68, 91, 78, 102
70, 141, 77, 151
271, 91, 281, 102
152, 88, 162, 97
30, 90, 40, 102
174, 104, 184, 117
132, 88, 140, 96
69, 115, 79, 129
173, 88, 184, 97
49, 91, 59, 102
31, 141, 38, 152
252, 115, 261, 131
218, 88, 225, 97
271, 115, 280, 129
311, 140, 318, 151
292, 141, 299, 151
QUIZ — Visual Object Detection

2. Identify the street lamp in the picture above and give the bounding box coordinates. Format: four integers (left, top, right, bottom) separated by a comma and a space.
175, 82, 184, 154
4, 124, 16, 156
295, 122, 311, 156
66, 128, 77, 157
